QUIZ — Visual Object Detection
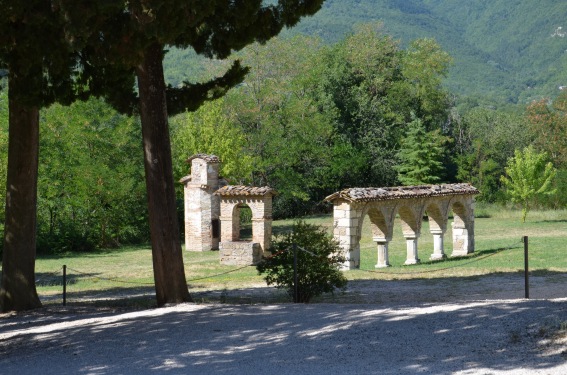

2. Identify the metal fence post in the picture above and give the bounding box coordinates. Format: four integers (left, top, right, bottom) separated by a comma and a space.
523, 236, 529, 299
293, 243, 298, 303
63, 265, 67, 306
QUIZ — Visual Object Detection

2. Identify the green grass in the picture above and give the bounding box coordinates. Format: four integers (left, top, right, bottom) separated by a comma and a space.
4, 206, 567, 306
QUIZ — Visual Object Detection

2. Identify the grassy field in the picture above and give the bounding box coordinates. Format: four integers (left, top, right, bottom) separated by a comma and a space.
6, 204, 567, 306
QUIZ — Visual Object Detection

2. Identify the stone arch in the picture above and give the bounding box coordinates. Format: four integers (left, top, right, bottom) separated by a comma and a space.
326, 184, 479, 270
397, 200, 427, 265
362, 203, 397, 268
425, 198, 451, 260
216, 186, 276, 265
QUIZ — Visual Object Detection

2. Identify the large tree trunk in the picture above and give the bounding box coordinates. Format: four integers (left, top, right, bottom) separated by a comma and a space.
0, 75, 42, 312
136, 43, 191, 306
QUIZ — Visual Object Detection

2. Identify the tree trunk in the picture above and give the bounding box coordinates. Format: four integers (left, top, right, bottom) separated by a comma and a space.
0, 75, 42, 312
136, 43, 191, 306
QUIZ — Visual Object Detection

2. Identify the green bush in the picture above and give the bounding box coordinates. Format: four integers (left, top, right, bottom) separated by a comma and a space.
256, 221, 347, 303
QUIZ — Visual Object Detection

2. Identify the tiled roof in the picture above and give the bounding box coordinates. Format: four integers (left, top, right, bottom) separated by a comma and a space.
214, 185, 277, 197
325, 183, 479, 203
186, 154, 220, 164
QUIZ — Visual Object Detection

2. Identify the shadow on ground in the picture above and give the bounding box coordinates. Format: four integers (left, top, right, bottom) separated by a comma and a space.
1, 298, 566, 374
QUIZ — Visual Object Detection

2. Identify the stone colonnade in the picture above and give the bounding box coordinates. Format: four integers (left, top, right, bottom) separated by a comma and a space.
215, 185, 276, 265
325, 184, 479, 270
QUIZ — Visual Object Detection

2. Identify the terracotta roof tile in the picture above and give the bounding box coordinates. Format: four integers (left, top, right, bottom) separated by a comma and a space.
186, 154, 220, 164
325, 183, 479, 203
214, 185, 277, 197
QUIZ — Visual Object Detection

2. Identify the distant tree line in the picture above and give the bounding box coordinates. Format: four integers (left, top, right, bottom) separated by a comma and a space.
1, 23, 566, 255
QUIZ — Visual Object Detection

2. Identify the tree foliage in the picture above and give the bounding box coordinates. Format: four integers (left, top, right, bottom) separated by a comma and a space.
526, 92, 567, 169
37, 98, 147, 253
0, 0, 93, 312
453, 107, 531, 202
170, 98, 254, 185
60, 0, 328, 307
501, 146, 557, 222
256, 221, 347, 303
313, 23, 452, 187
395, 115, 450, 186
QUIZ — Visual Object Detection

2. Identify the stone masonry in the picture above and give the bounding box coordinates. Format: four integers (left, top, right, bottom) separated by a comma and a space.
180, 154, 224, 252
180, 154, 276, 266
215, 185, 277, 266
325, 184, 479, 270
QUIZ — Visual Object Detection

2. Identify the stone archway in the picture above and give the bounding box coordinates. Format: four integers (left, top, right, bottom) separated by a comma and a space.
215, 185, 277, 266
325, 184, 479, 270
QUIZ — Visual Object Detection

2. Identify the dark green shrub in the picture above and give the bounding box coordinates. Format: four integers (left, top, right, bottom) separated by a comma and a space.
256, 221, 347, 303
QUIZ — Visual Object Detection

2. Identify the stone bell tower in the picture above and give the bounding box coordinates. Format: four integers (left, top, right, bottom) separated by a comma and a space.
179, 154, 223, 251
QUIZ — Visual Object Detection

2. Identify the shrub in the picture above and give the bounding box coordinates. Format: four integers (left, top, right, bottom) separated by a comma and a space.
256, 221, 347, 302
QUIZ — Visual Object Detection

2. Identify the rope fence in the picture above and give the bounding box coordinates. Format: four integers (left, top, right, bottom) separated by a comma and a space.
29, 236, 530, 305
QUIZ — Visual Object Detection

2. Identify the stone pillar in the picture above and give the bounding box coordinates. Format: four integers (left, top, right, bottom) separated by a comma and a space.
429, 230, 446, 260
219, 201, 237, 243
374, 238, 391, 268
451, 197, 475, 257
333, 201, 363, 270
252, 217, 272, 254
404, 236, 420, 265
181, 155, 221, 251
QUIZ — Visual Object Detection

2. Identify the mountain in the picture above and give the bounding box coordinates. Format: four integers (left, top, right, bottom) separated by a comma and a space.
164, 0, 567, 105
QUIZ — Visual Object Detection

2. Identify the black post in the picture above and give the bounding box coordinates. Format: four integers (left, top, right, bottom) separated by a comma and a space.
293, 243, 298, 303
523, 236, 529, 299
63, 265, 67, 306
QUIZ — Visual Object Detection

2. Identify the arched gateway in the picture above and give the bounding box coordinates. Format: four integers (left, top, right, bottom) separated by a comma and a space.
325, 184, 480, 270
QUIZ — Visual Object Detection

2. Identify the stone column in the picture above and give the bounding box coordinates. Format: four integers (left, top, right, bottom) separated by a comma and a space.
451, 198, 475, 257
429, 230, 446, 260
404, 236, 420, 265
252, 217, 272, 254
333, 201, 363, 270
374, 237, 391, 268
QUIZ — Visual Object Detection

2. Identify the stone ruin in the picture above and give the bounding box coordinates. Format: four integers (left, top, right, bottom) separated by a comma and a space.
180, 154, 276, 266
325, 183, 480, 270
180, 155, 479, 270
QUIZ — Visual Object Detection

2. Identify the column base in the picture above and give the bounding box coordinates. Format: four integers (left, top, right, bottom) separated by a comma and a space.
404, 258, 420, 265
375, 263, 391, 269
429, 253, 447, 261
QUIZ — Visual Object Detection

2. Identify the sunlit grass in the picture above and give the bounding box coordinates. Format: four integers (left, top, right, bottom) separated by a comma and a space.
4, 205, 567, 305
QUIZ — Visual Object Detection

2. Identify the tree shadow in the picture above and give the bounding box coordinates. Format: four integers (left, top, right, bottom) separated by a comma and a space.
1, 298, 566, 374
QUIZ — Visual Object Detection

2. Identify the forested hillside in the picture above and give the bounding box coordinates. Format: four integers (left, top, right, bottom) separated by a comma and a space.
165, 0, 567, 105
2, 1, 567, 254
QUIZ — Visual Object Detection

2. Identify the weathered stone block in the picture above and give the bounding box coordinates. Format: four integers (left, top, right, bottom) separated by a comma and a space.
220, 241, 262, 266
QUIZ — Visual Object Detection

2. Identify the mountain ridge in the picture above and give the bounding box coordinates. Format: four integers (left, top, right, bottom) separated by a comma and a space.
164, 0, 567, 104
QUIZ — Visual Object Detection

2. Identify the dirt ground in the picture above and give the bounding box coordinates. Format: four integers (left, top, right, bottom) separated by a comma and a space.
1, 272, 567, 374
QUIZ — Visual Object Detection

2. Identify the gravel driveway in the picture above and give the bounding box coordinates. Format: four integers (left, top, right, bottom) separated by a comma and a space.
1, 274, 567, 375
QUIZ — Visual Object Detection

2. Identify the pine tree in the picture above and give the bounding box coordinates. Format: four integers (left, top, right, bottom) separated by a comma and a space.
395, 116, 449, 186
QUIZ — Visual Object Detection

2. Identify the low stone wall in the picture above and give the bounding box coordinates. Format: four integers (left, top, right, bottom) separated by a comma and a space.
219, 241, 263, 266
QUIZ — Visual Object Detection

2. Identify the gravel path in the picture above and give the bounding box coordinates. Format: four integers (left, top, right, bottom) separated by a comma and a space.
1, 273, 567, 375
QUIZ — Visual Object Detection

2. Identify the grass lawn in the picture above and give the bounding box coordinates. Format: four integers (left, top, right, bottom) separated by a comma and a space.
6, 204, 567, 306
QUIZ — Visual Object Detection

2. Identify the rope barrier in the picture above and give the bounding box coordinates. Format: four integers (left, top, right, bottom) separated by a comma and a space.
187, 264, 254, 282
66, 267, 155, 286
34, 237, 523, 287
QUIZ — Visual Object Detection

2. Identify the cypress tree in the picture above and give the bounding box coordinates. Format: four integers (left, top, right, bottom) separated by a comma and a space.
57, 0, 327, 306
0, 1, 87, 311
